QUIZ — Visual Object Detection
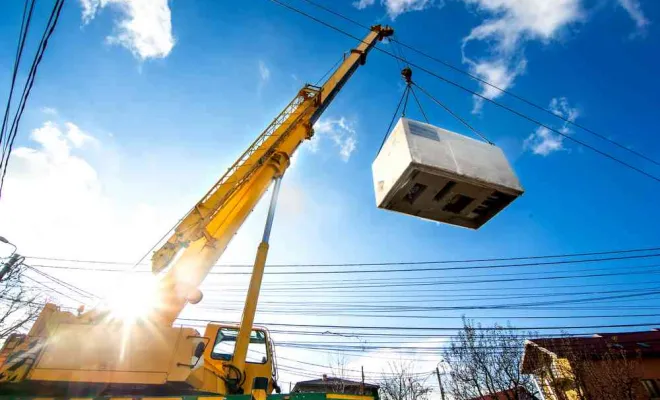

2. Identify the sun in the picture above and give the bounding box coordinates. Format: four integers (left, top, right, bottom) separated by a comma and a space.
105, 274, 160, 323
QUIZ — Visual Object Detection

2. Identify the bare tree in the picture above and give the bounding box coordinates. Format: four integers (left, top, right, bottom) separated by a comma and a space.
379, 361, 432, 400
327, 353, 351, 393
443, 318, 538, 400
0, 255, 41, 342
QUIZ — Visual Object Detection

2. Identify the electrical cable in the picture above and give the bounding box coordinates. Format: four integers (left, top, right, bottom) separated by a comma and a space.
24, 264, 98, 299
24, 245, 660, 267
197, 285, 660, 301
293, 0, 660, 168
28, 260, 660, 285
21, 275, 88, 305
0, 0, 65, 198
26, 248, 660, 273
199, 267, 660, 289
189, 291, 660, 314
0, 0, 36, 152
176, 318, 660, 331
266, 0, 660, 184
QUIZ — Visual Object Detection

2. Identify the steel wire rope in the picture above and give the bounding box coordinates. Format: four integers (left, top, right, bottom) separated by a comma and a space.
266, 0, 660, 184
377, 83, 410, 154
292, 0, 660, 167
412, 81, 493, 144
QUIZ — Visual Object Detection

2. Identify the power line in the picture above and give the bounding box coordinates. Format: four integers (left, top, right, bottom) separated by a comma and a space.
25, 248, 660, 274
293, 0, 660, 168
198, 285, 660, 301
266, 0, 660, 184
189, 290, 660, 314
21, 275, 88, 305
177, 318, 660, 331
202, 327, 651, 339
29, 262, 660, 288
208, 268, 660, 290
0, 0, 36, 151
24, 264, 98, 299
24, 245, 660, 266
203, 280, 660, 296
0, 0, 65, 198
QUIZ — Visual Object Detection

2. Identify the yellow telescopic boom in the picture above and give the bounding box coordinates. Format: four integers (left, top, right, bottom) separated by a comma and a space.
0, 24, 393, 398
150, 25, 394, 326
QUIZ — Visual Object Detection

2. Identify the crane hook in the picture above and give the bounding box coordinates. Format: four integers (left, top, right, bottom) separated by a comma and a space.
401, 67, 412, 85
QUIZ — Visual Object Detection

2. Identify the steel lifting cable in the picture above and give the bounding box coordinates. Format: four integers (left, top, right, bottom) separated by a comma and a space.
314, 53, 345, 86
401, 85, 411, 117
389, 41, 491, 145
412, 81, 494, 145
409, 85, 430, 124
377, 84, 411, 155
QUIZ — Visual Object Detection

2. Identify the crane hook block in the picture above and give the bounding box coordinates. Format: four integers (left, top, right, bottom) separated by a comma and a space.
401, 67, 412, 84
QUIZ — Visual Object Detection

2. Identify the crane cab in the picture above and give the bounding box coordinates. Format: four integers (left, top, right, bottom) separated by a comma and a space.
188, 323, 277, 395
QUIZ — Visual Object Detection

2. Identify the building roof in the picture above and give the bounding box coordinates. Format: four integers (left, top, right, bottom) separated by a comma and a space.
469, 386, 538, 400
521, 329, 660, 373
293, 376, 380, 390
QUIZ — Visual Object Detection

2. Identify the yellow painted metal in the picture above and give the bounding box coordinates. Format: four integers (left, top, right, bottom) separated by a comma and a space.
0, 308, 202, 386
233, 242, 270, 374
326, 395, 376, 400
187, 324, 275, 395
0, 24, 393, 398
150, 25, 394, 326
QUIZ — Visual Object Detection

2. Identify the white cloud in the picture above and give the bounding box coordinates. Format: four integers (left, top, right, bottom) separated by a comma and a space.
383, 0, 435, 19
352, 0, 376, 10
524, 97, 579, 156
461, 0, 582, 112
258, 60, 270, 82
80, 0, 175, 60
312, 117, 358, 162
0, 120, 164, 262
65, 122, 98, 148
41, 107, 58, 116
617, 0, 650, 34
469, 58, 526, 113
352, 0, 439, 18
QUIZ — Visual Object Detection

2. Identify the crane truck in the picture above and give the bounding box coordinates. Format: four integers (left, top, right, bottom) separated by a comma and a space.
0, 25, 394, 400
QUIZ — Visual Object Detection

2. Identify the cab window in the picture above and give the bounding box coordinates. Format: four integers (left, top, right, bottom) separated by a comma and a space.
211, 327, 268, 364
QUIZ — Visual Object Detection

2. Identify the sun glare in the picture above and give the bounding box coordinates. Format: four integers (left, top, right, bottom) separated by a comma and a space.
106, 274, 160, 323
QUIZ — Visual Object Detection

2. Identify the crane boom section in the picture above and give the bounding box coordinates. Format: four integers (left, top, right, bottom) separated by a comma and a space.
152, 25, 393, 325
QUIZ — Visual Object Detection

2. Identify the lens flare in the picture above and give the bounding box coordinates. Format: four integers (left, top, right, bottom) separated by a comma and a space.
106, 274, 159, 323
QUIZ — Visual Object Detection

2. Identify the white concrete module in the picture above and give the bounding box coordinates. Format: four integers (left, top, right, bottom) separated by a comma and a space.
372, 118, 524, 229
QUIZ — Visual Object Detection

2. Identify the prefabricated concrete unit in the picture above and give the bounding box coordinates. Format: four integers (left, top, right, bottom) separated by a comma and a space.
372, 118, 523, 229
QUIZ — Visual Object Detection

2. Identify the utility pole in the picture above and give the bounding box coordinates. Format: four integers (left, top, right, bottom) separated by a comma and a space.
361, 365, 365, 395
0, 253, 21, 282
435, 367, 446, 400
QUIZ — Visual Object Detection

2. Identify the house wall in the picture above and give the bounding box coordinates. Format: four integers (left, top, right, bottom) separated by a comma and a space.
532, 356, 660, 400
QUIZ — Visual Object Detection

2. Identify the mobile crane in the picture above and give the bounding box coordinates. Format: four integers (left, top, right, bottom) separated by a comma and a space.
0, 25, 393, 400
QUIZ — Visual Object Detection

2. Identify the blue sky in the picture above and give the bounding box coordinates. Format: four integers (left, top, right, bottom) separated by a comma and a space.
1, 0, 660, 390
